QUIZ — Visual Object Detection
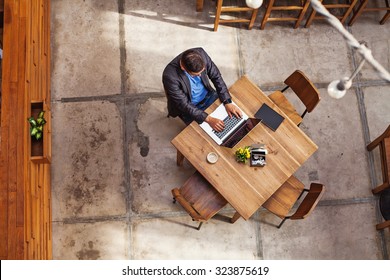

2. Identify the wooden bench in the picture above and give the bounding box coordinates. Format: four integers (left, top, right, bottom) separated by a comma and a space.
0, 0, 52, 260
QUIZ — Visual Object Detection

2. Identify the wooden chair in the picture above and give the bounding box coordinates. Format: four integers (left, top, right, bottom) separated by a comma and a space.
268, 70, 321, 126
171, 171, 229, 230
377, 189, 390, 231
214, 0, 260, 31
305, 0, 358, 27
260, 0, 311, 30
262, 176, 305, 218
348, 0, 390, 25
263, 180, 325, 228
366, 125, 390, 194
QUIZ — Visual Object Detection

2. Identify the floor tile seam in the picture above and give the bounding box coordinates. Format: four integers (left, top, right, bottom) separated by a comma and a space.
349, 45, 379, 189
253, 211, 264, 260
118, 0, 134, 259
118, 0, 127, 95
259, 80, 387, 93
56, 92, 165, 104
317, 196, 375, 206
124, 197, 376, 221
344, 39, 388, 259
51, 214, 129, 225
235, 28, 244, 77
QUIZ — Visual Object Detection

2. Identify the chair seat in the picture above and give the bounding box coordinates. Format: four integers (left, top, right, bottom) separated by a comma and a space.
174, 171, 228, 221
262, 176, 305, 218
268, 91, 303, 126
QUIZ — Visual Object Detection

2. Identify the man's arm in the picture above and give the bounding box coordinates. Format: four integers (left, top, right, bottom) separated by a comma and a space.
198, 48, 242, 119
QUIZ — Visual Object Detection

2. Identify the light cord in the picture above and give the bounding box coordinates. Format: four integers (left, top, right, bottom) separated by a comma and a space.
310, 0, 390, 82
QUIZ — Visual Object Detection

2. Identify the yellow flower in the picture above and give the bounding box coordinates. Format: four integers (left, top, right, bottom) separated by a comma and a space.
235, 146, 251, 163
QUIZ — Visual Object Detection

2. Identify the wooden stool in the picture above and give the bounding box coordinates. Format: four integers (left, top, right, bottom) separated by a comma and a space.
260, 0, 311, 29
349, 0, 390, 25
214, 0, 260, 31
305, 0, 358, 27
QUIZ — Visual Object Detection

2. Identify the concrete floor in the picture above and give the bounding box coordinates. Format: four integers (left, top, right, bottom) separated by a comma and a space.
50, 0, 390, 259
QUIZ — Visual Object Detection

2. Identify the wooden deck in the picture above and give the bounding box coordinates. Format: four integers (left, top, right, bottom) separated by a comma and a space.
0, 0, 52, 260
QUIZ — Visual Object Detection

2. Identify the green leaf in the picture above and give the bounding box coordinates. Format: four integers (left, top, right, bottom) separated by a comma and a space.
38, 125, 43, 132
36, 132, 42, 140
28, 117, 37, 126
38, 111, 45, 119
31, 127, 38, 136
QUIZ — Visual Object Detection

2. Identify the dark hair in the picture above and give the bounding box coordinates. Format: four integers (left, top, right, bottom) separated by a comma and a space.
181, 49, 205, 73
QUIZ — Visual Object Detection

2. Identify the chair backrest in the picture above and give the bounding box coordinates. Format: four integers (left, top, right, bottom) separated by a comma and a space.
262, 175, 305, 219
284, 70, 321, 113
172, 188, 205, 222
172, 171, 228, 221
367, 125, 390, 151
367, 125, 390, 194
289, 183, 325, 220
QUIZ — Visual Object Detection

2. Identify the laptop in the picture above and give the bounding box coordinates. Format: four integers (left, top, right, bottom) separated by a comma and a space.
199, 102, 249, 146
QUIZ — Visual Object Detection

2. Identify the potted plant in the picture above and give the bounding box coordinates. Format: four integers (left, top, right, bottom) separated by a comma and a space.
28, 110, 46, 157
28, 110, 46, 140
235, 146, 251, 163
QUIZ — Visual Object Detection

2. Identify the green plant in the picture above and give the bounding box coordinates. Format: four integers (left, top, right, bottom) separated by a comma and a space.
235, 146, 251, 163
28, 111, 46, 140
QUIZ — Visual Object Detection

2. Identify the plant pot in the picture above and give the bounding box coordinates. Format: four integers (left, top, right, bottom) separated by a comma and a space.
31, 138, 43, 157
30, 101, 51, 163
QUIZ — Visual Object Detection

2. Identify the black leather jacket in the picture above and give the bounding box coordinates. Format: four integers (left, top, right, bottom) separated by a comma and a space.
162, 47, 231, 123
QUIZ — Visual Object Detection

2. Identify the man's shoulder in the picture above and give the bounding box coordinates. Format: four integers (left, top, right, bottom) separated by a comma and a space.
163, 63, 179, 79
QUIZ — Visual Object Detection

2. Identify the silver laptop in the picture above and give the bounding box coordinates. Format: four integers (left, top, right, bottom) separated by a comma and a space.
199, 101, 249, 145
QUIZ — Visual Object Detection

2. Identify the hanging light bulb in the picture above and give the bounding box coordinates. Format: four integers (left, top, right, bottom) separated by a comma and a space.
246, 0, 263, 9
327, 78, 351, 99
327, 58, 367, 99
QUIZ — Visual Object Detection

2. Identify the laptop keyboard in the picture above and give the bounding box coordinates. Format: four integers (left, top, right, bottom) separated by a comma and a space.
213, 116, 241, 139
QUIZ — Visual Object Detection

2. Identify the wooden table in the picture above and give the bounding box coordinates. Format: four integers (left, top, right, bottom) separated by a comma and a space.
171, 76, 318, 221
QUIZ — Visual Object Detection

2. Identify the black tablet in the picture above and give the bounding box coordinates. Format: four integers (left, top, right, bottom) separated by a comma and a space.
254, 103, 285, 131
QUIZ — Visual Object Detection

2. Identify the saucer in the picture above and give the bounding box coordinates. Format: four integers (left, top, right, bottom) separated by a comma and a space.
207, 152, 218, 164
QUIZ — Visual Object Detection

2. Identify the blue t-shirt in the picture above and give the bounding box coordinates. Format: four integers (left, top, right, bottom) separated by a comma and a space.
184, 71, 208, 105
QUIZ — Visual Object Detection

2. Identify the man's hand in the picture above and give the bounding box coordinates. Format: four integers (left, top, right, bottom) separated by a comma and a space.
225, 103, 243, 119
205, 116, 225, 132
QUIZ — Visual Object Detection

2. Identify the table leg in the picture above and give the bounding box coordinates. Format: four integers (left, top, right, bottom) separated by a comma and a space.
177, 150, 184, 166
230, 211, 241, 223
196, 0, 204, 12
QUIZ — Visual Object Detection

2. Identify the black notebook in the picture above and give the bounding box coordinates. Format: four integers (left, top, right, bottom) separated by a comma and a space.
254, 103, 285, 131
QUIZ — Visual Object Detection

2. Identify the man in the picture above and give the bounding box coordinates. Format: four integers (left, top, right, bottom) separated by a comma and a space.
162, 47, 242, 132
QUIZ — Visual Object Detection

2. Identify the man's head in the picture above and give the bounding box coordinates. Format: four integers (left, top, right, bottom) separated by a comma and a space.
180, 49, 205, 76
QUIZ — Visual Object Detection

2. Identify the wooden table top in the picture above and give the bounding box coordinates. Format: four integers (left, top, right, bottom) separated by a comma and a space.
171, 75, 318, 220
